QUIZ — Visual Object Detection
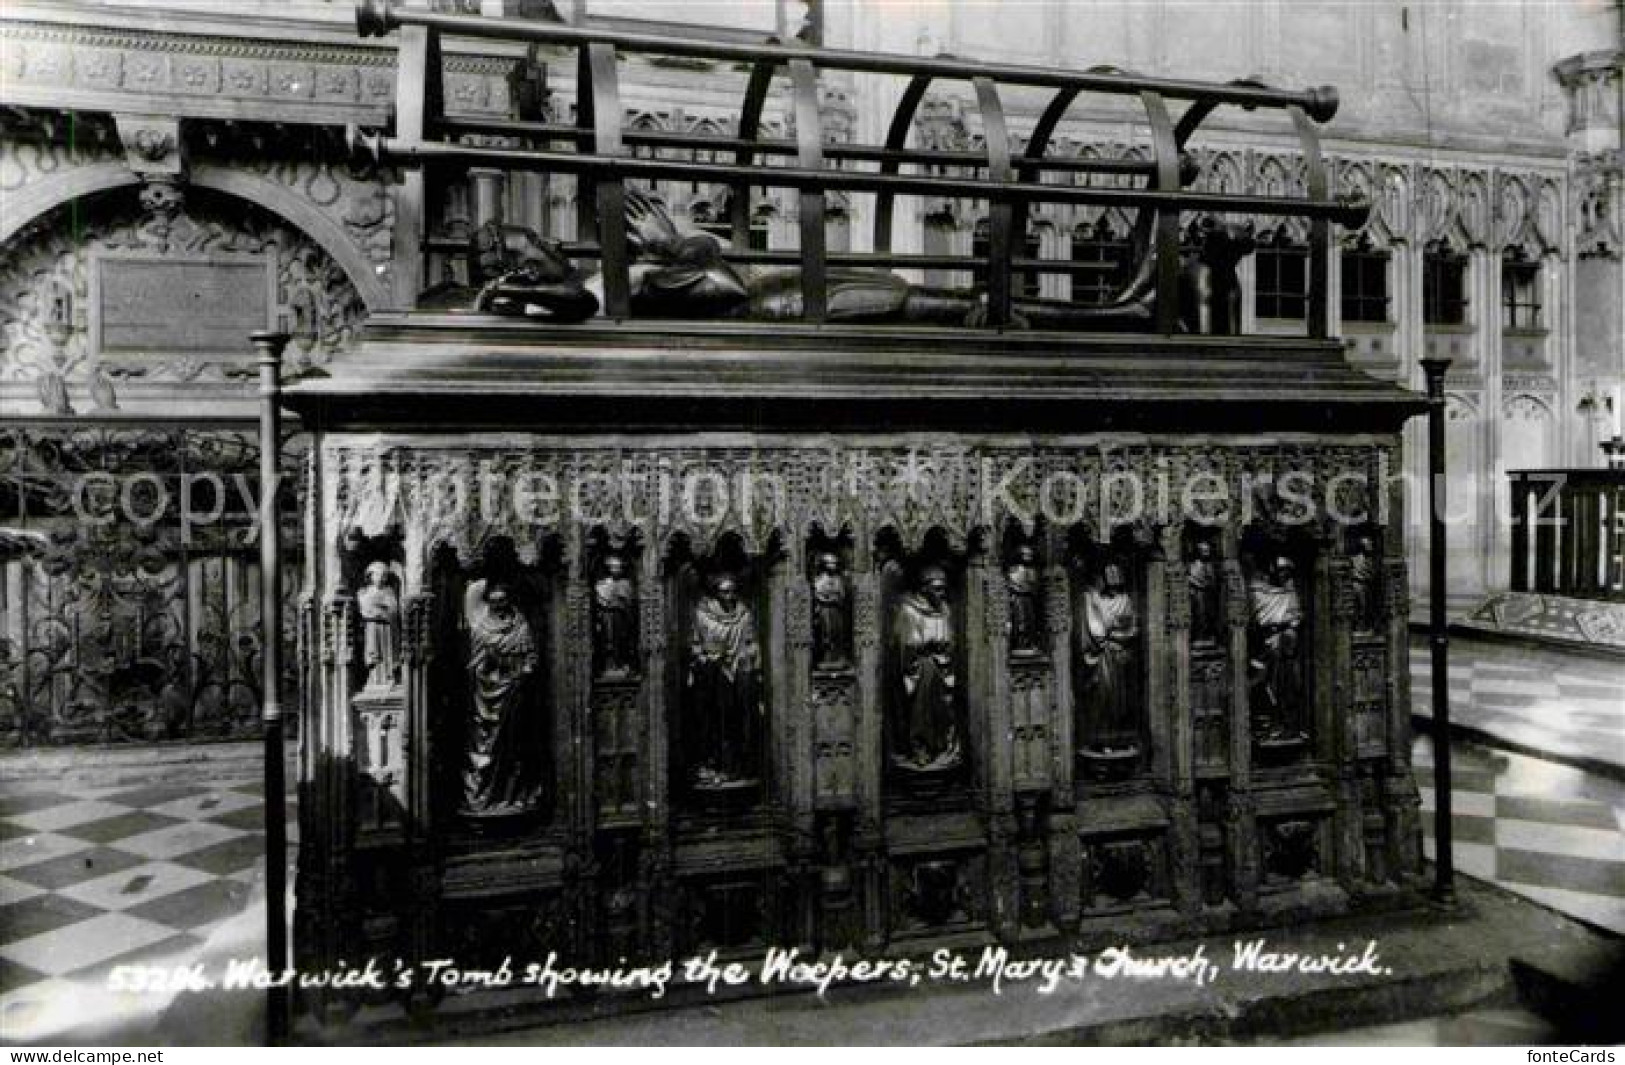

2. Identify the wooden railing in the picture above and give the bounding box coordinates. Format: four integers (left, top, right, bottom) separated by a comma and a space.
351, 0, 1368, 333
1507, 467, 1625, 601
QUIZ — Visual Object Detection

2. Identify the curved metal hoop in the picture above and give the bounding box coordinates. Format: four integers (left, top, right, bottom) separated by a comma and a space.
872, 73, 936, 254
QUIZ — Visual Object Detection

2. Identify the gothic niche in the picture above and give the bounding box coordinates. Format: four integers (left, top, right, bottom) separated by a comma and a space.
878, 529, 968, 797
588, 529, 643, 822
1071, 526, 1149, 779
1002, 532, 1044, 657
1243, 532, 1314, 762
669, 533, 774, 810
1184, 523, 1229, 770
341, 526, 405, 695
807, 532, 853, 671
1345, 525, 1383, 638
1185, 525, 1224, 649
1085, 836, 1163, 910
590, 535, 640, 680
1262, 818, 1321, 884
342, 526, 407, 833
430, 536, 558, 829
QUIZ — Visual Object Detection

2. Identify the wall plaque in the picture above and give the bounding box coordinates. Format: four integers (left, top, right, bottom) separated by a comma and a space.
94, 255, 272, 357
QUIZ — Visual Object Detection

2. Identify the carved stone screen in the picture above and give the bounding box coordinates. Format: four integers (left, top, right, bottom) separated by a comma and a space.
95, 255, 271, 355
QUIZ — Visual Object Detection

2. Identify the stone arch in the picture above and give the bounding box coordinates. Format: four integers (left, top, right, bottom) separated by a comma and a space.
190, 165, 388, 309
0, 161, 388, 310
0, 161, 140, 245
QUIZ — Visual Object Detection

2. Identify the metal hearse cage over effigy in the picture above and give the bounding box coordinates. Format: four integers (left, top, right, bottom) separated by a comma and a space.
351, 0, 1368, 337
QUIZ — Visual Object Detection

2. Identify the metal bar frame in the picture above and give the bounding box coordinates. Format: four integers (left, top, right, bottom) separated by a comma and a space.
355, 0, 1357, 330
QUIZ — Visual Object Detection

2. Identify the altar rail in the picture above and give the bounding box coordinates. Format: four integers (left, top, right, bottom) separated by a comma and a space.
352, 0, 1366, 334
1507, 468, 1625, 601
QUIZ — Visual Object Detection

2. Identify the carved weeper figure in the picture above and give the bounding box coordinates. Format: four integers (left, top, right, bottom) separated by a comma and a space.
461, 580, 544, 818
1349, 535, 1379, 635
1248, 556, 1307, 742
686, 575, 764, 789
1077, 562, 1141, 753
811, 552, 850, 669
1006, 545, 1042, 654
593, 553, 637, 677
357, 561, 400, 692
894, 566, 960, 771
1187, 539, 1221, 646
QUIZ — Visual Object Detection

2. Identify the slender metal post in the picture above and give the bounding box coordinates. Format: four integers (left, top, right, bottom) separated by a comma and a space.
253, 331, 292, 1040
1420, 356, 1455, 908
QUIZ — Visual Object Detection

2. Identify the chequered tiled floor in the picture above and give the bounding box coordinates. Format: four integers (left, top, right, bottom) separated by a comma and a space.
1410, 637, 1625, 774
0, 778, 292, 1043
1415, 734, 1625, 934
0, 635, 1618, 1043
1409, 635, 1625, 936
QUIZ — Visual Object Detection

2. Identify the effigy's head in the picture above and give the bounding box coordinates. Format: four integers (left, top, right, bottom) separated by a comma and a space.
1014, 544, 1036, 565
1101, 561, 1126, 591
712, 574, 739, 608
1271, 556, 1296, 585
604, 553, 625, 577
816, 552, 841, 575
364, 561, 391, 587
919, 565, 949, 601
485, 584, 514, 616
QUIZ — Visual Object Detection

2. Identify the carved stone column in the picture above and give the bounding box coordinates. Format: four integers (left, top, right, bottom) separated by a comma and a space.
1223, 546, 1258, 913
1384, 553, 1423, 885
773, 547, 820, 950
969, 553, 1019, 939
1310, 533, 1337, 765
302, 593, 357, 1021
1042, 556, 1081, 930
1160, 526, 1199, 917
850, 548, 886, 946
1326, 540, 1363, 891
1144, 534, 1174, 786
399, 591, 436, 996
776, 547, 813, 836
637, 548, 673, 958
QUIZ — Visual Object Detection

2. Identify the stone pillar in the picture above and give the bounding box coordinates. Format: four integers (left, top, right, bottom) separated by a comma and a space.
1556, 51, 1624, 462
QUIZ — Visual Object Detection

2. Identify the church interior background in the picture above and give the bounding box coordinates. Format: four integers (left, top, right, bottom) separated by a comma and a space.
0, 0, 1621, 1046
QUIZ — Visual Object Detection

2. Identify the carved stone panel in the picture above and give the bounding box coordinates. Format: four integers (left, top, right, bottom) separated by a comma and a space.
812, 672, 857, 807
593, 679, 641, 822
1009, 658, 1053, 791
1080, 831, 1170, 912
1190, 649, 1230, 772
1351, 645, 1388, 757
673, 872, 778, 956
888, 851, 987, 938
354, 688, 407, 838
1260, 817, 1324, 886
